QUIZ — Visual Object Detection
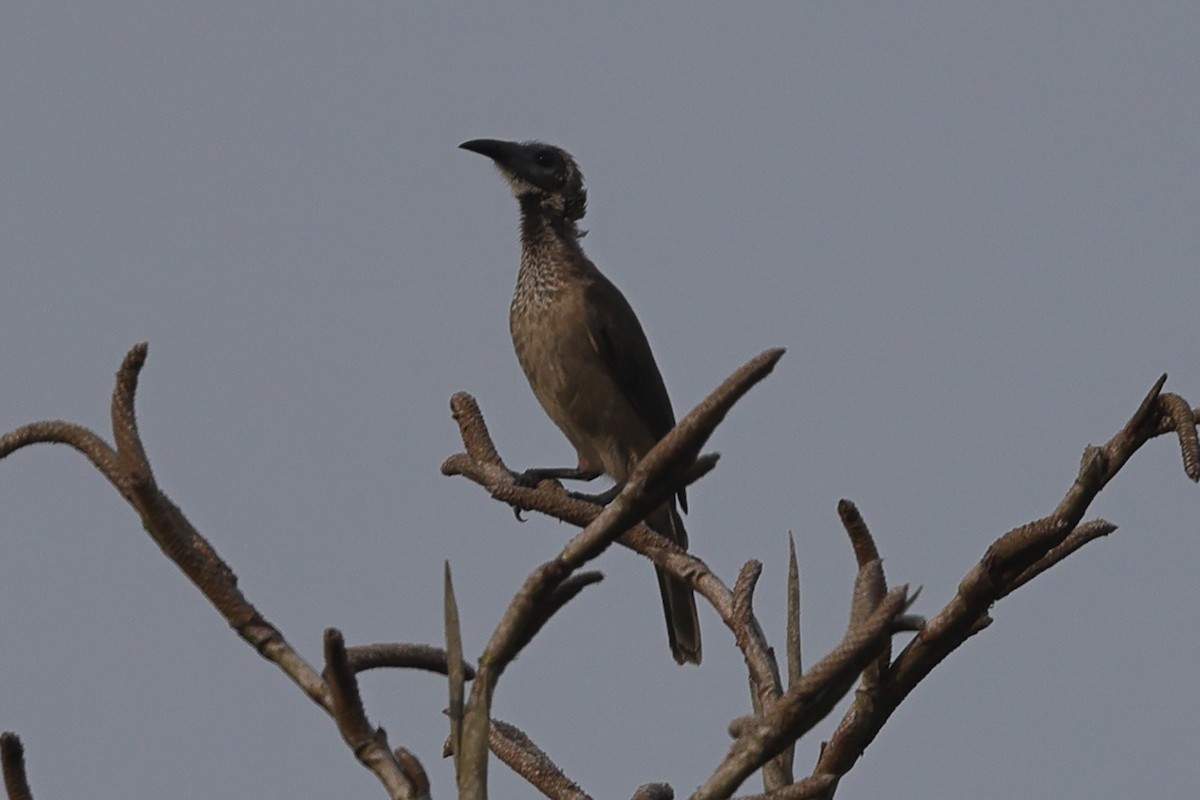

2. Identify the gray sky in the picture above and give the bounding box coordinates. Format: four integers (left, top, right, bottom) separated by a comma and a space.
2, 3, 1197, 798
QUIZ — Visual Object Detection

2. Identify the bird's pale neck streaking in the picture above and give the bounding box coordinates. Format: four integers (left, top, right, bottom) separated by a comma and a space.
513, 193, 590, 317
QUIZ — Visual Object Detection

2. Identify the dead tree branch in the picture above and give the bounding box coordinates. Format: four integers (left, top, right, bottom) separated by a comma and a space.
449, 349, 787, 799
808, 375, 1200, 796
2, 343, 1194, 800
0, 344, 451, 800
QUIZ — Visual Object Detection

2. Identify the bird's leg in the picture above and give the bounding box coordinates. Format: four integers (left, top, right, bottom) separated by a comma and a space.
567, 481, 624, 506
514, 466, 603, 487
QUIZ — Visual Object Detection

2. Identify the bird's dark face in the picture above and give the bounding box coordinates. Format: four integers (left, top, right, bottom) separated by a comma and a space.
460, 139, 587, 222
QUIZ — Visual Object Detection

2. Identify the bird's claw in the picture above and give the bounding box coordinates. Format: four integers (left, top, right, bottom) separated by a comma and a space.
513, 468, 559, 489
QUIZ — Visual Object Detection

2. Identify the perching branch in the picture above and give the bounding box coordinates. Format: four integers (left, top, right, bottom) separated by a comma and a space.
3, 343, 1195, 800
444, 350, 800, 791
449, 349, 786, 800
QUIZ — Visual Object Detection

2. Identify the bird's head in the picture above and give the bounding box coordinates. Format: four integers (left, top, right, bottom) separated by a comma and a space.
459, 139, 587, 223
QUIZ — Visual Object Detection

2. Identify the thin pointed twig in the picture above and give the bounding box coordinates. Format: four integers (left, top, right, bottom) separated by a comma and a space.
445, 563, 467, 785
786, 534, 802, 687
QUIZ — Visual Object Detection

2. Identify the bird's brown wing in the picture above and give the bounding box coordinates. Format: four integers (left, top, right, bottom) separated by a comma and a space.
582, 269, 688, 513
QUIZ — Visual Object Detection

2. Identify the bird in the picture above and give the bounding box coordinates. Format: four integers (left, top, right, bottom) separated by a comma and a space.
459, 138, 702, 665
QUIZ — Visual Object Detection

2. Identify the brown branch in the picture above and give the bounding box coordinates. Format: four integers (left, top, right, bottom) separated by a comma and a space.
837, 501, 889, 690
324, 630, 417, 800
0, 733, 33, 800
734, 562, 792, 792
0, 344, 435, 795
345, 643, 477, 679
445, 353, 787, 669
810, 377, 1199, 792
1158, 393, 1200, 481
0, 421, 119, 486
395, 748, 431, 800
458, 436, 715, 800
733, 773, 837, 800
490, 718, 592, 800
999, 519, 1118, 597
696, 584, 914, 800
445, 350, 793, 797
443, 349, 790, 799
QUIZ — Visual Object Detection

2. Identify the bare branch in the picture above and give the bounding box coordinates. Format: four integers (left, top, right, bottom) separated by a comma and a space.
733, 561, 792, 791
323, 630, 418, 800
1158, 393, 1200, 481
490, 718, 592, 800
0, 344, 440, 794
345, 643, 477, 679
6, 344, 1191, 799
1000, 519, 1119, 597
837, 501, 889, 690
697, 585, 914, 799
733, 773, 837, 800
395, 748, 431, 800
0, 421, 119, 487
0, 733, 33, 800
509, 572, 606, 658
444, 351, 791, 775
810, 377, 1199, 791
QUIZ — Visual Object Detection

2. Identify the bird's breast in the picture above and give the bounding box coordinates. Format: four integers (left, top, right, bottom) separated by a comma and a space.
509, 281, 646, 479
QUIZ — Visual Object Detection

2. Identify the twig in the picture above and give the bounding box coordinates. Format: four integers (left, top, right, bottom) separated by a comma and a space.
0, 344, 439, 795
490, 718, 592, 800
323, 629, 416, 800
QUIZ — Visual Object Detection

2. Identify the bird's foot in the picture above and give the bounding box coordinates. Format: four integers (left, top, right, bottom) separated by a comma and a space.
510, 467, 604, 521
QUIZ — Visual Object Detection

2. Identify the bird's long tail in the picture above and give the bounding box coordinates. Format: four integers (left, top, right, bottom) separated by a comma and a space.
649, 503, 702, 665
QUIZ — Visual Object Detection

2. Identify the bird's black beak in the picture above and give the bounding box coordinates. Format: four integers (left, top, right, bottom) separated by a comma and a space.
458, 138, 524, 165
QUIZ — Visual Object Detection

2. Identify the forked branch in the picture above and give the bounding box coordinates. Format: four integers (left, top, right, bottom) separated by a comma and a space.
809, 376, 1199, 795
0, 344, 455, 800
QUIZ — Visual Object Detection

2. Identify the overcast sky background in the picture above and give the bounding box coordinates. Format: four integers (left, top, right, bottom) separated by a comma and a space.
2, 3, 1198, 798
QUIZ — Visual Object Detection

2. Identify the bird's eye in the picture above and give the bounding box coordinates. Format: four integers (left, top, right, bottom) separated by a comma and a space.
534, 150, 556, 168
